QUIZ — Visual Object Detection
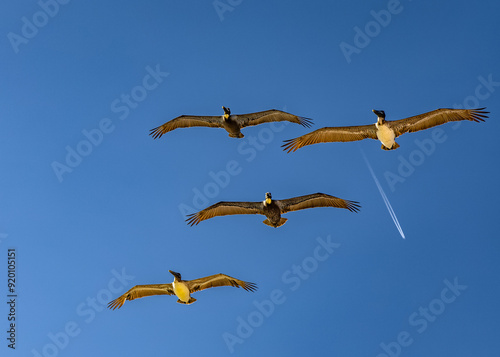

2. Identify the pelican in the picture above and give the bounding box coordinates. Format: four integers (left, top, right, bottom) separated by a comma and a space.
282, 108, 488, 152
186, 192, 360, 228
150, 106, 313, 139
107, 270, 257, 309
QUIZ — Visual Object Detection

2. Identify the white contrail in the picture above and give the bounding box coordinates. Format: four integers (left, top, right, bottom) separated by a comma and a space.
361, 150, 406, 239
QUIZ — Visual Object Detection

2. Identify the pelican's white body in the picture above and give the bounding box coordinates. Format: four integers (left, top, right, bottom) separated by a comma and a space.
375, 122, 396, 149
172, 281, 191, 302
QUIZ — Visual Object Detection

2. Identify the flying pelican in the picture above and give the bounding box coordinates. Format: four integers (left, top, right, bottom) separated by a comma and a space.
282, 108, 488, 152
107, 270, 257, 309
186, 192, 360, 228
150, 106, 313, 139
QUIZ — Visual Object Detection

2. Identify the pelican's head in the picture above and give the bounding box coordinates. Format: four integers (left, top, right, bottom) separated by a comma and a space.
222, 106, 231, 119
372, 109, 386, 125
169, 270, 182, 281
265, 192, 272, 205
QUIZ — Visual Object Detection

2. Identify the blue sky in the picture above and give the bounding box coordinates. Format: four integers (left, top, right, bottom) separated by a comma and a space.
2, 1, 500, 356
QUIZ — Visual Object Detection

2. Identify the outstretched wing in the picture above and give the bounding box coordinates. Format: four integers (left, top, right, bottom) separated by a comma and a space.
186, 201, 263, 226
388, 108, 488, 137
282, 125, 377, 153
107, 284, 174, 310
277, 193, 361, 213
186, 274, 257, 293
234, 109, 313, 128
149, 115, 224, 139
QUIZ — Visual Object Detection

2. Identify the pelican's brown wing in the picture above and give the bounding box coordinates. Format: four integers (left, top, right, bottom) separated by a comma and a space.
282, 125, 377, 153
234, 109, 313, 128
277, 193, 361, 213
107, 284, 174, 310
186, 201, 263, 226
149, 115, 224, 139
388, 108, 488, 137
186, 274, 257, 293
